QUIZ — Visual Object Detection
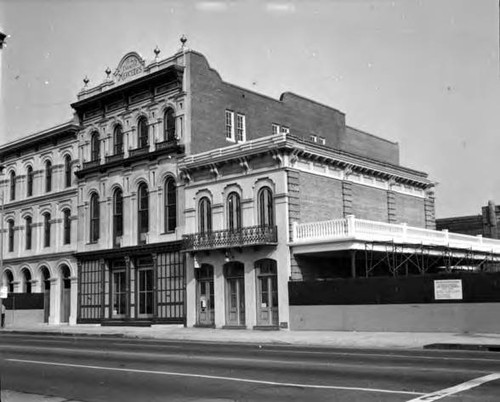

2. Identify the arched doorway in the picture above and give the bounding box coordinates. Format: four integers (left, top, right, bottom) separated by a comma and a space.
60, 265, 71, 323
41, 266, 51, 323
224, 261, 245, 326
255, 259, 278, 327
196, 264, 214, 326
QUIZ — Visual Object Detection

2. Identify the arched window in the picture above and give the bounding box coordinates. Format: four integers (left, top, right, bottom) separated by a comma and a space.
138, 117, 149, 148
3, 270, 14, 293
164, 177, 177, 232
91, 131, 100, 162
90, 193, 100, 242
45, 161, 52, 193
63, 209, 71, 245
114, 125, 124, 155
199, 197, 212, 234
64, 155, 72, 188
113, 188, 123, 239
22, 269, 32, 294
26, 166, 34, 197
138, 183, 149, 242
258, 187, 274, 227
9, 171, 16, 201
25, 216, 32, 250
7, 219, 14, 252
164, 108, 176, 141
43, 213, 51, 247
227, 192, 241, 231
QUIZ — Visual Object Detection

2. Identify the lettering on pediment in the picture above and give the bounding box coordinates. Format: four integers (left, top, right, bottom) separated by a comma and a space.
114, 52, 145, 83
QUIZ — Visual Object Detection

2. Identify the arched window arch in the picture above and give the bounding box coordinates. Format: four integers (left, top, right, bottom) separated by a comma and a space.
138, 183, 149, 243
3, 270, 14, 293
26, 166, 34, 197
25, 216, 32, 250
164, 108, 176, 141
9, 171, 16, 201
113, 188, 123, 241
114, 125, 124, 155
45, 161, 52, 193
258, 186, 274, 227
22, 269, 32, 293
90, 193, 100, 243
7, 219, 14, 252
43, 213, 51, 247
137, 117, 149, 149
199, 197, 212, 234
63, 209, 71, 245
64, 155, 72, 188
91, 131, 100, 162
164, 177, 177, 232
227, 192, 241, 231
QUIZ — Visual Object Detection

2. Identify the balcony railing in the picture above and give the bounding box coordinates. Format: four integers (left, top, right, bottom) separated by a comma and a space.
129, 145, 149, 157
183, 225, 278, 252
83, 159, 100, 169
155, 138, 178, 151
105, 153, 124, 164
292, 215, 500, 254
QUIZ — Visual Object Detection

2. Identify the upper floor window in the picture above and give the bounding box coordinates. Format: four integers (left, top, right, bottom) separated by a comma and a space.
318, 136, 326, 145
225, 110, 235, 141
43, 213, 51, 248
63, 209, 71, 245
90, 193, 100, 243
8, 219, 14, 252
309, 134, 318, 143
25, 216, 32, 250
258, 187, 274, 227
138, 117, 149, 148
272, 124, 280, 135
114, 125, 124, 155
138, 183, 149, 242
91, 132, 100, 162
26, 166, 34, 197
280, 126, 290, 134
113, 188, 123, 239
227, 192, 241, 231
45, 161, 52, 193
9, 171, 16, 201
164, 177, 177, 233
164, 108, 176, 141
64, 155, 72, 188
4, 270, 14, 293
199, 197, 212, 234
236, 114, 246, 142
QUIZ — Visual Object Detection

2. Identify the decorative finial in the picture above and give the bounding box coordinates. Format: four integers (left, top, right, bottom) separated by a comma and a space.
154, 45, 161, 60
105, 67, 111, 80
83, 76, 90, 87
180, 34, 187, 50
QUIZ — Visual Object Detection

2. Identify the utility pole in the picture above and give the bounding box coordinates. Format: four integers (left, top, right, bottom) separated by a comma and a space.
0, 28, 6, 326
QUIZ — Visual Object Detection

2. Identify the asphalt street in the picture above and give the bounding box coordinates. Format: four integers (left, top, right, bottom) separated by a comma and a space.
0, 333, 499, 401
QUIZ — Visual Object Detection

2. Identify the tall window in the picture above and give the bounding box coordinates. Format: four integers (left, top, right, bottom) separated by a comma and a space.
227, 192, 241, 231
164, 177, 177, 232
22, 269, 32, 293
91, 132, 100, 162
63, 209, 71, 245
164, 108, 176, 141
9, 171, 16, 201
113, 188, 123, 238
199, 197, 212, 234
138, 183, 149, 241
90, 193, 100, 242
258, 187, 274, 227
236, 114, 246, 142
64, 155, 72, 188
45, 161, 52, 193
225, 110, 234, 141
8, 219, 14, 252
138, 117, 149, 148
27, 166, 34, 197
25, 216, 32, 250
114, 125, 123, 155
43, 213, 51, 248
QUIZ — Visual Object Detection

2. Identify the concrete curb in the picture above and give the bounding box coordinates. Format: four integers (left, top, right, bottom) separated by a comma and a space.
424, 343, 500, 352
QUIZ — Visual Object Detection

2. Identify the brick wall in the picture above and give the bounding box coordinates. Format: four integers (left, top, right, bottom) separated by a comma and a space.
343, 126, 399, 165
351, 184, 388, 221
298, 171, 343, 222
394, 193, 426, 227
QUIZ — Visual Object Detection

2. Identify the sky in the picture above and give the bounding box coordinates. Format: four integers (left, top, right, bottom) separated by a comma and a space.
0, 0, 499, 219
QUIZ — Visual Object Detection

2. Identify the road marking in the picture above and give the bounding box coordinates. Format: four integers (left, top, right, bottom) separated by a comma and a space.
7, 358, 424, 396
406, 373, 500, 401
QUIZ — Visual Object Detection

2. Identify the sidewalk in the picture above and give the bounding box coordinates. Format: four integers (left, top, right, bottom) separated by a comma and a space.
3, 323, 500, 350
0, 390, 83, 402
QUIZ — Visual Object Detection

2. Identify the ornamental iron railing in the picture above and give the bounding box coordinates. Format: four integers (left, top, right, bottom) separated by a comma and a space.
183, 225, 278, 251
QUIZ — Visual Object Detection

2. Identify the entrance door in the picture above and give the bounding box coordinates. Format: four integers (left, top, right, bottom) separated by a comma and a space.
196, 264, 214, 325
137, 269, 153, 318
112, 271, 126, 318
224, 262, 245, 326
256, 259, 279, 326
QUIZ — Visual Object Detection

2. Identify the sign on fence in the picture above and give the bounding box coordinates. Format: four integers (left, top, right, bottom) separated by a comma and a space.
434, 279, 463, 300
0, 286, 7, 299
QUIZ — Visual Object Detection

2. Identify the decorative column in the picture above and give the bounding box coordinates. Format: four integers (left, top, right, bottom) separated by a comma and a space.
48, 277, 60, 325
69, 276, 78, 325
152, 253, 158, 319
125, 255, 131, 319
